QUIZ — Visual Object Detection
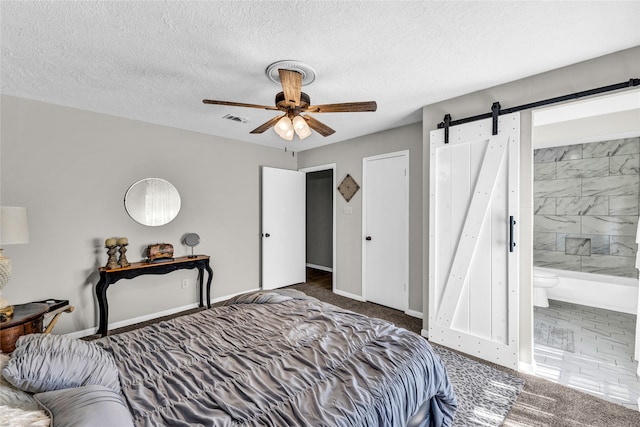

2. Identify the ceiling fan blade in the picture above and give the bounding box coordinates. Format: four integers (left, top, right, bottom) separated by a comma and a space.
278, 69, 302, 107
305, 101, 377, 113
303, 115, 335, 137
203, 99, 278, 110
250, 115, 283, 134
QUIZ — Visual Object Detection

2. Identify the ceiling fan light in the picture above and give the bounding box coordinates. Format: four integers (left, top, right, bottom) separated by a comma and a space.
284, 128, 294, 140
292, 115, 306, 131
292, 115, 312, 139
295, 125, 312, 140
274, 116, 292, 139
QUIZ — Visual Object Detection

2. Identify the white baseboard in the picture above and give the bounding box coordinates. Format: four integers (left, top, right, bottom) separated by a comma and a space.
66, 287, 261, 339
66, 303, 198, 339
305, 263, 333, 272
333, 289, 366, 302
405, 309, 423, 319
65, 329, 93, 339
211, 287, 260, 304
518, 360, 536, 374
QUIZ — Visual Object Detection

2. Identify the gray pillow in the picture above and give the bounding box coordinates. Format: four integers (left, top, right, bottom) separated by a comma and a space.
35, 385, 134, 427
2, 334, 120, 394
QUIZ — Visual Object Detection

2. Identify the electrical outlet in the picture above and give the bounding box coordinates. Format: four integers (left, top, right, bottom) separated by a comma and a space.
181, 278, 189, 289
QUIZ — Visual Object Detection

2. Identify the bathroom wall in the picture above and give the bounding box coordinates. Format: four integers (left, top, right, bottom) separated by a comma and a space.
533, 137, 640, 278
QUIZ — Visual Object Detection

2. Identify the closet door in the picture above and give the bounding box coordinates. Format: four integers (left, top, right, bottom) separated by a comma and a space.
362, 151, 409, 311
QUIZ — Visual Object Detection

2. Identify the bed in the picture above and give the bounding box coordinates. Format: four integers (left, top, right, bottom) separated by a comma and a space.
1, 289, 457, 426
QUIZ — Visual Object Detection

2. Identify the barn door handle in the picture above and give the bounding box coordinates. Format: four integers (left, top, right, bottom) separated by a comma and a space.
365, 236, 372, 241
509, 216, 516, 252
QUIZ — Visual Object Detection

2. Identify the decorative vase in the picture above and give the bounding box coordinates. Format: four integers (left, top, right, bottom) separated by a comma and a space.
0, 249, 14, 319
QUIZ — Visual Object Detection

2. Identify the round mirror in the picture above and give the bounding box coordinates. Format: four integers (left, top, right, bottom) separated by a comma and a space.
124, 178, 181, 226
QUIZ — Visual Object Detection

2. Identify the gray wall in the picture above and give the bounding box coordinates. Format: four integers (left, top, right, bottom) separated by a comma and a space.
422, 46, 640, 367
306, 170, 333, 269
298, 123, 423, 313
0, 95, 296, 334
533, 138, 640, 278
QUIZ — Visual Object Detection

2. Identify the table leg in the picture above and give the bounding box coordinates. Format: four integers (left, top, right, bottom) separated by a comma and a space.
205, 262, 213, 308
96, 277, 109, 336
197, 266, 204, 308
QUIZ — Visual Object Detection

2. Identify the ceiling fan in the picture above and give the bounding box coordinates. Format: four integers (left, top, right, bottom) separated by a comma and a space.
203, 68, 377, 140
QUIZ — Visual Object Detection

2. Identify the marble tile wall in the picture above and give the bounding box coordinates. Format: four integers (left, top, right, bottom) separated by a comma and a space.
533, 137, 640, 278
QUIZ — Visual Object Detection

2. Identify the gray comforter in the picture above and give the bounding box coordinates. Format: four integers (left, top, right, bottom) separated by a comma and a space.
96, 290, 456, 426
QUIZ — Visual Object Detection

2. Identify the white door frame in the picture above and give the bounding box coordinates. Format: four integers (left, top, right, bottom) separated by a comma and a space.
362, 150, 410, 312
299, 163, 337, 292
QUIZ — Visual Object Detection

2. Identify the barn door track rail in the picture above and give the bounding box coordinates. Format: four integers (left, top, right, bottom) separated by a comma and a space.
438, 78, 639, 144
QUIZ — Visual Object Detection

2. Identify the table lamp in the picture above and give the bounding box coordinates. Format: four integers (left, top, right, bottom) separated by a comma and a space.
0, 206, 30, 319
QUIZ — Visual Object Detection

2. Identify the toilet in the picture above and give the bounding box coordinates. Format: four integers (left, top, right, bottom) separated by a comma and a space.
533, 268, 559, 308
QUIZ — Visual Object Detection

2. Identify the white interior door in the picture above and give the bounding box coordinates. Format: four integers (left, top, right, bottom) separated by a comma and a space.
261, 167, 306, 290
363, 151, 409, 311
429, 113, 520, 369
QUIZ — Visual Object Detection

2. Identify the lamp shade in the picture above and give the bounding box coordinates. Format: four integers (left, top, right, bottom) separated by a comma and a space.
292, 115, 306, 132
0, 206, 30, 246
274, 116, 293, 139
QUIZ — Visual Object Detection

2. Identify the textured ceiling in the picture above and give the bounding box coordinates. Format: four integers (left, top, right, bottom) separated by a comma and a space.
1, 1, 639, 151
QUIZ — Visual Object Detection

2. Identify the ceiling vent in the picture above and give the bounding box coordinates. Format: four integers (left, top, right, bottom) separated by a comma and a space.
222, 114, 251, 124
266, 60, 316, 86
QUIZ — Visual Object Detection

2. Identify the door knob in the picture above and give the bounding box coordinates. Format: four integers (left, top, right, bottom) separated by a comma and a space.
365, 236, 372, 241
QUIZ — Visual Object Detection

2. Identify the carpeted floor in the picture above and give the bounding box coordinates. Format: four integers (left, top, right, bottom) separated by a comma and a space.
432, 345, 524, 426
87, 268, 640, 426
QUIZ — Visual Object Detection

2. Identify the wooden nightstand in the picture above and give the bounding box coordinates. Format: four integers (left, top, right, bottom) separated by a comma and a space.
0, 303, 48, 353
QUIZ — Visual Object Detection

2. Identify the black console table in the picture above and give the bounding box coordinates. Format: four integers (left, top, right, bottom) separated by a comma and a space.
96, 255, 213, 336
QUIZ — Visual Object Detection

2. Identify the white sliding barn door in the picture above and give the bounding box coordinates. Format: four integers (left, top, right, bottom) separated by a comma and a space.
261, 167, 306, 290
429, 113, 520, 369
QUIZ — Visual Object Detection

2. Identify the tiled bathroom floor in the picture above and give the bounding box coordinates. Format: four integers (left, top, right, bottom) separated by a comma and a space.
533, 299, 639, 411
